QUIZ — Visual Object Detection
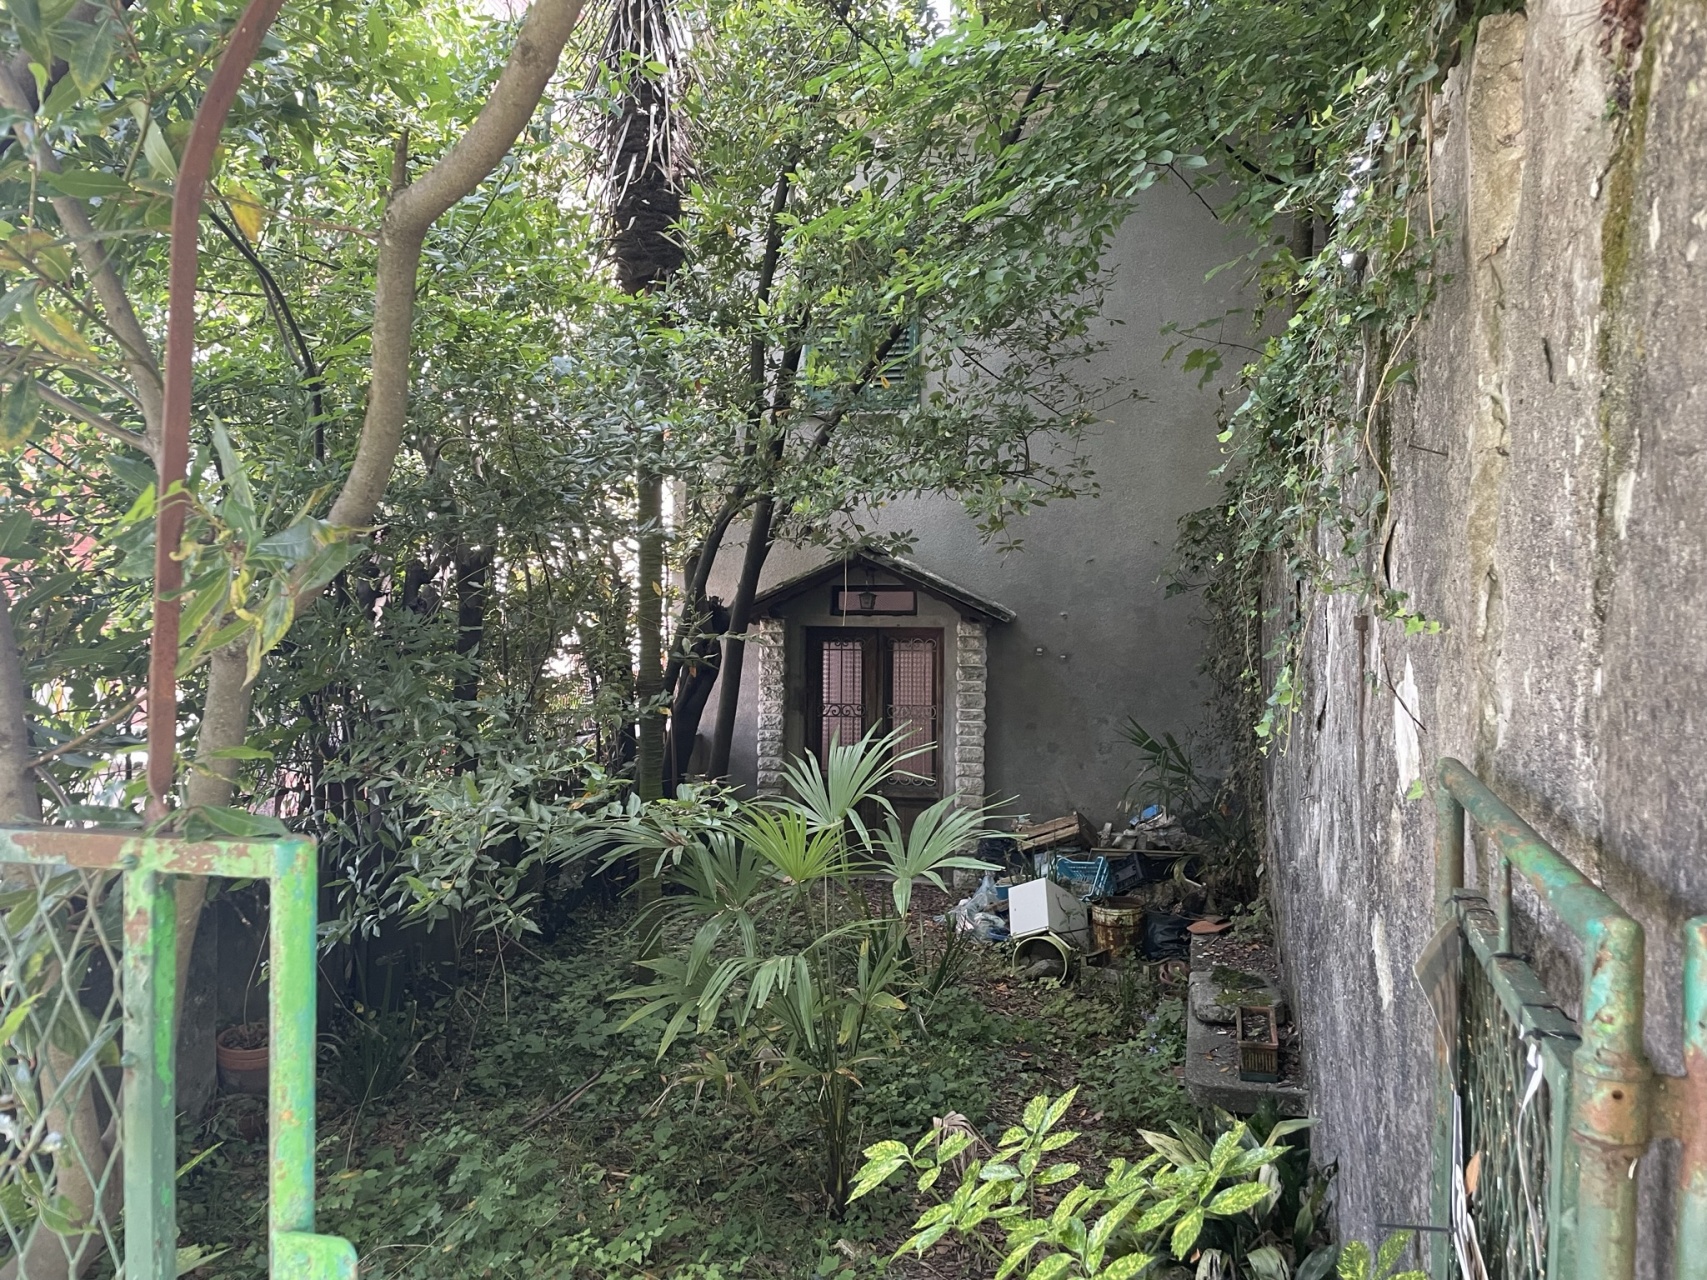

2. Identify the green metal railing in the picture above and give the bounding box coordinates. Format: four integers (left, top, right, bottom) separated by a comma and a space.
1430, 757, 1707, 1280
0, 827, 356, 1279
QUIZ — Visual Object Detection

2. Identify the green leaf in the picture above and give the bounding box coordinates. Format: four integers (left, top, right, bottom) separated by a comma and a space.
204, 745, 273, 761
68, 16, 117, 94
0, 510, 42, 557
1205, 1180, 1271, 1216
38, 1194, 95, 1237
0, 994, 40, 1047
847, 1156, 906, 1202
176, 1244, 230, 1276
42, 167, 129, 199
1134, 1195, 1182, 1233
993, 1238, 1039, 1280
180, 805, 289, 839
142, 119, 177, 180
0, 381, 44, 450
1376, 1229, 1414, 1275
10, 0, 50, 63
1170, 1208, 1203, 1259
40, 72, 83, 121
1094, 1252, 1154, 1280
1336, 1241, 1372, 1280
21, 303, 95, 360
1036, 1161, 1081, 1186
1297, 1245, 1340, 1280
207, 416, 255, 532
0, 278, 40, 325
1027, 1255, 1074, 1280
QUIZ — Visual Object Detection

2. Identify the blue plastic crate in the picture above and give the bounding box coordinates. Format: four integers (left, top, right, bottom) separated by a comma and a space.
1052, 856, 1112, 899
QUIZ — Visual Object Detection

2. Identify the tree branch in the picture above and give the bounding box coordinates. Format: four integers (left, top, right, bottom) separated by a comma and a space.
326, 0, 586, 533
27, 694, 141, 767
29, 380, 152, 454
0, 66, 165, 458
206, 206, 326, 439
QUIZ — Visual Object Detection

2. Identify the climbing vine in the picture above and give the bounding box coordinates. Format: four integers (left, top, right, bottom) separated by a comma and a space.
1169, 0, 1520, 753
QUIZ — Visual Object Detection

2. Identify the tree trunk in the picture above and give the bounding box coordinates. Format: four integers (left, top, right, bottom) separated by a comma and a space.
172, 643, 255, 1083
706, 495, 777, 779
633, 470, 665, 954
0, 592, 38, 824
453, 541, 491, 773
635, 475, 665, 801
0, 604, 116, 1280
663, 596, 726, 789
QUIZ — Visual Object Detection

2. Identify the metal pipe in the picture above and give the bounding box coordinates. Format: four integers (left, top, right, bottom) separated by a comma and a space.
1435, 784, 1464, 916
146, 0, 290, 815
269, 839, 318, 1243
1436, 758, 1651, 1280
1497, 854, 1513, 955
1677, 917, 1707, 1280
121, 869, 178, 1280
1430, 781, 1464, 1280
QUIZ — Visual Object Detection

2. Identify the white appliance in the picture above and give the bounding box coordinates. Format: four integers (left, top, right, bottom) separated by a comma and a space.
1008, 877, 1090, 948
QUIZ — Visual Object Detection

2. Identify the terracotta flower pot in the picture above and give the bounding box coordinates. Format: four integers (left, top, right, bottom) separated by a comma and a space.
216, 1023, 268, 1096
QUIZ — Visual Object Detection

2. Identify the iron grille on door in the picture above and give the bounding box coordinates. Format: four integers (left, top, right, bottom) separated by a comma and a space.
819, 637, 868, 751
884, 634, 938, 791
808, 628, 941, 795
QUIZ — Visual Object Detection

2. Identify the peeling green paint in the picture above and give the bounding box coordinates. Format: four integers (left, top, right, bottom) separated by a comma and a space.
0, 827, 356, 1279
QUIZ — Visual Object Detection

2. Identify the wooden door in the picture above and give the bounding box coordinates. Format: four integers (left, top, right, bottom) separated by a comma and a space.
806, 628, 943, 832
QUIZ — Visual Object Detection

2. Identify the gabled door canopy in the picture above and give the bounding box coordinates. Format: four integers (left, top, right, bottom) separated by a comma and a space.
751, 551, 1015, 625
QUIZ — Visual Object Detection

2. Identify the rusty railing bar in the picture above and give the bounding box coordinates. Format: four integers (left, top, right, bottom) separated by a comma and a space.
1437, 757, 1648, 1280
147, 0, 292, 815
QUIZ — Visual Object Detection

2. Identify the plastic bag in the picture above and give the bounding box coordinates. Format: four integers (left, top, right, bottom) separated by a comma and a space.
970, 871, 999, 911
1140, 910, 1191, 960
949, 895, 1010, 942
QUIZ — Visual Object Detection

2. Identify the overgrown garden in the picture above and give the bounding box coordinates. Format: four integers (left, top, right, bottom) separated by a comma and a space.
0, 0, 1496, 1271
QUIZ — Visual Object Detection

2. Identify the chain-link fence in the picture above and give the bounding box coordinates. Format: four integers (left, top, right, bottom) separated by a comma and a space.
1459, 953, 1551, 1280
0, 866, 125, 1276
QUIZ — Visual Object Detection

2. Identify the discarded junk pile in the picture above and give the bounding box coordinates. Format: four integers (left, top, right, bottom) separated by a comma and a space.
945, 806, 1222, 979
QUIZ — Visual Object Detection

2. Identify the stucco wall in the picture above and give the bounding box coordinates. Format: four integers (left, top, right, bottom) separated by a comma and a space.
714, 181, 1249, 827
1265, 3, 1707, 1270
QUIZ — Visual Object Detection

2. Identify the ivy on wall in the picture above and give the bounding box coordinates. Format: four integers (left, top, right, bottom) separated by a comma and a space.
1168, 0, 1524, 755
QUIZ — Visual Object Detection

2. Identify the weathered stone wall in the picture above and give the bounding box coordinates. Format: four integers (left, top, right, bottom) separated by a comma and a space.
1267, 2, 1707, 1271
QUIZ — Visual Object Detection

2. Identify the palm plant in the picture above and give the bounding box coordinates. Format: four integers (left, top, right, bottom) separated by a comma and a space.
617, 729, 994, 1210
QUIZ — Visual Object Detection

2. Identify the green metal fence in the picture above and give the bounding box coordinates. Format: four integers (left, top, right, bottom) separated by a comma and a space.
1457, 949, 1551, 1280
0, 827, 356, 1279
1430, 758, 1707, 1280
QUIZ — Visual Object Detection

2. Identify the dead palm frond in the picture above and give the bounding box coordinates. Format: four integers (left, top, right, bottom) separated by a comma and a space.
591, 0, 690, 292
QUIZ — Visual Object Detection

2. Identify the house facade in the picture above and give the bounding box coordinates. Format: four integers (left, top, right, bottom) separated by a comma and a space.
713, 183, 1249, 828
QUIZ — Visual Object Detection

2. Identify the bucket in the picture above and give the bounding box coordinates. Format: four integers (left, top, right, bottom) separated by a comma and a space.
1089, 895, 1147, 955
1012, 931, 1078, 982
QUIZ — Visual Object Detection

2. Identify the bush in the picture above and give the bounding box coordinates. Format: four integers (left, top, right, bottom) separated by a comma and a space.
611, 729, 995, 1210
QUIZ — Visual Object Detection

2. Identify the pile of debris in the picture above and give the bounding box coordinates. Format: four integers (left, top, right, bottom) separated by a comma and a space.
942, 808, 1223, 979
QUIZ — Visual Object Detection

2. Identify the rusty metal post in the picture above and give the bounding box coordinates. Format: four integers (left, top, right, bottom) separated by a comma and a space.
148, 0, 291, 813
1430, 778, 1465, 1280
1436, 781, 1464, 914
1570, 911, 1648, 1280
1496, 854, 1514, 955
1436, 758, 1651, 1280
1677, 917, 1707, 1280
